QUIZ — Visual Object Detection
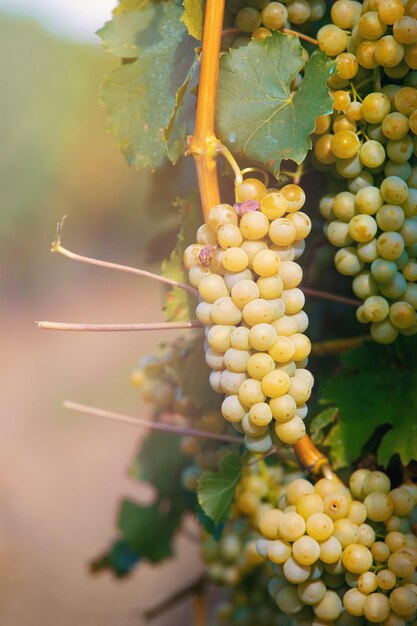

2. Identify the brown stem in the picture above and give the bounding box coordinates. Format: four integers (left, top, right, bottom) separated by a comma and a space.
52, 242, 198, 297
283, 29, 318, 45
63, 401, 242, 444
311, 335, 367, 356
144, 577, 206, 622
302, 286, 360, 308
188, 0, 225, 221
36, 320, 203, 332
194, 583, 207, 626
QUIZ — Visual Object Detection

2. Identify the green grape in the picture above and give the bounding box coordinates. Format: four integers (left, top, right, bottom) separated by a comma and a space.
381, 176, 409, 204
317, 24, 349, 56
389, 300, 417, 328
384, 160, 412, 180
358, 239, 378, 262
394, 15, 417, 44
381, 277, 407, 305
347, 171, 374, 194
349, 214, 378, 242
359, 140, 386, 168
382, 112, 410, 140
400, 218, 417, 246
375, 35, 405, 67
235, 7, 262, 32
355, 185, 384, 215
261, 2, 288, 29
352, 272, 379, 299
327, 220, 354, 246
376, 204, 405, 230
361, 92, 391, 124
336, 154, 363, 178
377, 231, 406, 260
335, 246, 365, 275
286, 0, 311, 23
387, 136, 414, 163
358, 11, 388, 39
364, 295, 390, 321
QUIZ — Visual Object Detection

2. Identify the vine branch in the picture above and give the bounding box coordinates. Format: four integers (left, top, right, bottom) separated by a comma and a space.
187, 0, 225, 220
63, 401, 242, 444
37, 320, 203, 332
52, 217, 197, 297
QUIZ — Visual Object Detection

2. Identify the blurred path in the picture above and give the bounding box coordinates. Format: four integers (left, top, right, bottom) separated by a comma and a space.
0, 273, 202, 626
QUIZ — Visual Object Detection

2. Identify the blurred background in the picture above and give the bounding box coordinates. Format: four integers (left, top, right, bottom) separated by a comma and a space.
0, 1, 202, 624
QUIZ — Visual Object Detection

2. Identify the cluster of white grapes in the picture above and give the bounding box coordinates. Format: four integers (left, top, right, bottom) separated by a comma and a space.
316, 0, 417, 73
312, 13, 417, 344
256, 471, 417, 625
184, 178, 314, 452
227, 0, 327, 42
202, 520, 263, 588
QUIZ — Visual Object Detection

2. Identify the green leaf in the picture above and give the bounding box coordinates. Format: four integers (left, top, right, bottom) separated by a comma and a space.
99, 3, 196, 169
134, 430, 189, 499
90, 539, 141, 578
119, 499, 180, 562
113, 0, 151, 16
164, 51, 199, 164
310, 407, 338, 445
161, 195, 202, 321
181, 0, 204, 40
217, 32, 335, 176
319, 340, 417, 468
197, 452, 243, 524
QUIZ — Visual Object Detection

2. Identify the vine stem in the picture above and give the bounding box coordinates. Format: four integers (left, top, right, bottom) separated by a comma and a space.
187, 0, 225, 220
63, 401, 243, 444
36, 320, 203, 332
302, 286, 360, 308
282, 29, 318, 45
311, 335, 367, 356
221, 27, 318, 45
52, 238, 198, 297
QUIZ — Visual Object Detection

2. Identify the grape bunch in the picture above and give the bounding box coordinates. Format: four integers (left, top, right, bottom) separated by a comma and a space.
316, 87, 417, 343
184, 179, 314, 452
227, 0, 327, 43
256, 471, 417, 625
309, 0, 417, 344
213, 569, 288, 626
202, 520, 263, 588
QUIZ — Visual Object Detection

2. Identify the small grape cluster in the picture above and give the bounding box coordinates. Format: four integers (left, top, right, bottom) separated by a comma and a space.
316, 87, 417, 343
131, 339, 230, 473
227, 0, 326, 43
256, 471, 417, 625
316, 0, 417, 74
184, 179, 314, 452
202, 520, 263, 588
213, 569, 288, 626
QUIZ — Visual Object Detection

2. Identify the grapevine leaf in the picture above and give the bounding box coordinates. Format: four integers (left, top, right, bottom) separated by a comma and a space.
196, 503, 225, 540
118, 499, 182, 562
113, 0, 151, 16
162, 196, 201, 322
164, 52, 199, 164
181, 0, 204, 41
99, 3, 196, 169
197, 452, 243, 524
134, 430, 190, 499
217, 32, 335, 176
319, 340, 417, 468
310, 407, 338, 445
91, 539, 141, 578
